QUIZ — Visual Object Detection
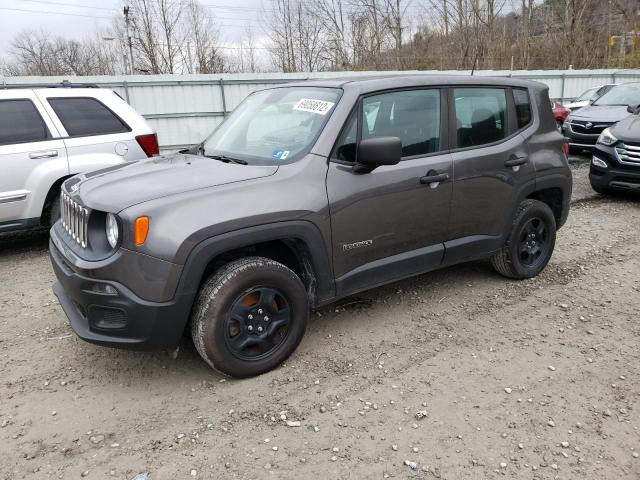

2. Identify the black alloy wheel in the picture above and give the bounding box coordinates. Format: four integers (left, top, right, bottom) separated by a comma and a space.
517, 217, 550, 269
225, 287, 291, 360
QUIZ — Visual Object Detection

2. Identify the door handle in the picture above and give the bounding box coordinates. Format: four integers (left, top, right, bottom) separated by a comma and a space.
419, 172, 449, 185
504, 155, 528, 167
29, 150, 58, 159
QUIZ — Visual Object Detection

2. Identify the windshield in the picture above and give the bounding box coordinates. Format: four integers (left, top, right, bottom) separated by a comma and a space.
202, 87, 341, 165
575, 87, 598, 102
593, 84, 640, 106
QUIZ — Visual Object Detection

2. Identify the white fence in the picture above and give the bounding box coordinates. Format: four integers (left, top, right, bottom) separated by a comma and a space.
3, 69, 640, 151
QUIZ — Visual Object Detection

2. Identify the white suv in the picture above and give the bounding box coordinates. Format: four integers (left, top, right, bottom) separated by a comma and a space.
0, 84, 158, 233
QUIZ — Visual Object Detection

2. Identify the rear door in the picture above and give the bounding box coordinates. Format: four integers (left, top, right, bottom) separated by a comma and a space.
35, 92, 137, 171
0, 90, 67, 226
447, 86, 535, 252
327, 88, 453, 295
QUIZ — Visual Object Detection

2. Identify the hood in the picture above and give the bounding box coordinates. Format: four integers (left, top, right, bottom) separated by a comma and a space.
611, 114, 640, 143
570, 104, 631, 123
65, 154, 278, 212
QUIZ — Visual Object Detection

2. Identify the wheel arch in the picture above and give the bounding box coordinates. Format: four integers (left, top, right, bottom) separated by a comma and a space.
176, 221, 335, 309
528, 173, 572, 229
40, 174, 74, 226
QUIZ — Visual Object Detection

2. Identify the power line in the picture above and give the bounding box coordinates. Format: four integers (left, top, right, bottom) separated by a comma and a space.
22, 0, 119, 11
0, 6, 113, 19
0, 6, 262, 27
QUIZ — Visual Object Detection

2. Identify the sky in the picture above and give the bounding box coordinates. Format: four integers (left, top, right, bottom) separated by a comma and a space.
0, 0, 267, 59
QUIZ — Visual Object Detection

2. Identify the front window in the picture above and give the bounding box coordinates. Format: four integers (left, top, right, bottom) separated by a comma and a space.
362, 89, 442, 157
203, 87, 341, 165
593, 84, 640, 106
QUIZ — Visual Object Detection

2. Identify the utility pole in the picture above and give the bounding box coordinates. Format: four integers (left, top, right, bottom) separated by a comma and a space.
123, 6, 135, 75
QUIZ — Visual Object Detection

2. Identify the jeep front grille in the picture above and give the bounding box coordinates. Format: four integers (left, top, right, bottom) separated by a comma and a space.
61, 192, 89, 248
616, 142, 640, 165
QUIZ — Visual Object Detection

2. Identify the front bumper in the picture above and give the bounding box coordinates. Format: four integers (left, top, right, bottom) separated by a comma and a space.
50, 238, 189, 350
590, 146, 640, 192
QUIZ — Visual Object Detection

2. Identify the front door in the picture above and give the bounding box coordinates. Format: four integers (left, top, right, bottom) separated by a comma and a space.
0, 91, 67, 226
327, 88, 453, 296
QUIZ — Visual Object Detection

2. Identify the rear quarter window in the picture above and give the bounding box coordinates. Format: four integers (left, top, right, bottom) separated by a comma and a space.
48, 97, 130, 137
513, 89, 532, 130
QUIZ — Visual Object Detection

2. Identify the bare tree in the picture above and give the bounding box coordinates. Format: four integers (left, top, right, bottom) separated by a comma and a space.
237, 26, 258, 73
4, 0, 640, 76
6, 29, 123, 76
183, 0, 226, 73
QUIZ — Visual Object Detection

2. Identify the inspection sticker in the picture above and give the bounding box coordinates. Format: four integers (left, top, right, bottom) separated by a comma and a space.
293, 98, 335, 115
271, 149, 290, 160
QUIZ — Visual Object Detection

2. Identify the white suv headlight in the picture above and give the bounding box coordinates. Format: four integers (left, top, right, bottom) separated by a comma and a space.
106, 213, 120, 248
597, 127, 618, 146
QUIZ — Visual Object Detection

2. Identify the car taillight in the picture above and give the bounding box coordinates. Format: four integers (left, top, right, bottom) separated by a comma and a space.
136, 133, 159, 157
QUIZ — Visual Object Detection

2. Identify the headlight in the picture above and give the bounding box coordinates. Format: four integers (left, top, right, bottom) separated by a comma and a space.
105, 213, 120, 249
597, 127, 618, 146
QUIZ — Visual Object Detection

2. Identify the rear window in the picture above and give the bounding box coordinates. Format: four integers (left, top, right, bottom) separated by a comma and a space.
513, 89, 532, 129
48, 97, 129, 137
0, 99, 50, 145
454, 88, 508, 148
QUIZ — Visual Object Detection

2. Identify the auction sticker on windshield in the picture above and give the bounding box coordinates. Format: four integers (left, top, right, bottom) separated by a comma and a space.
293, 98, 335, 115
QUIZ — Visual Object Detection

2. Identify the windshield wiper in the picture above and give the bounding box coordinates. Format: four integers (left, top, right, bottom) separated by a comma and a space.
203, 154, 248, 165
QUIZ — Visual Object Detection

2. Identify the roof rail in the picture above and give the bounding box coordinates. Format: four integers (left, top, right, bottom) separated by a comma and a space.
0, 80, 100, 90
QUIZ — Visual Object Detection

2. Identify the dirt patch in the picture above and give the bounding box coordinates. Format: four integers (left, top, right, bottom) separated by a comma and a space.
2, 158, 640, 479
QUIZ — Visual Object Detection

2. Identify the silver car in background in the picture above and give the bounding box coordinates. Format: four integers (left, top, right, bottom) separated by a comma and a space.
0, 84, 158, 233
564, 83, 617, 112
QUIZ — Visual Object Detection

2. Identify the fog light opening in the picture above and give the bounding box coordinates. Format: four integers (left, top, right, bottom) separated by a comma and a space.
90, 283, 118, 295
592, 156, 608, 169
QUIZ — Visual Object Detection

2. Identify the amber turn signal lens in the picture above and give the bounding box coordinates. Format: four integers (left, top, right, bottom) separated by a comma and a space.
134, 216, 149, 245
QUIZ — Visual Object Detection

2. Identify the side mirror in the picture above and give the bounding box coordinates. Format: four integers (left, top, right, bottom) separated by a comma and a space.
627, 103, 640, 114
353, 136, 401, 173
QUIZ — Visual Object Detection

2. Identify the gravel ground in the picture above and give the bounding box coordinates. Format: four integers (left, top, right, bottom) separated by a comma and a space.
2, 157, 640, 480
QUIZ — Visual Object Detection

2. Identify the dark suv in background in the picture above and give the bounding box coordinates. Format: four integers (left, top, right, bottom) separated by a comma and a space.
49, 76, 572, 378
563, 83, 640, 154
590, 104, 640, 194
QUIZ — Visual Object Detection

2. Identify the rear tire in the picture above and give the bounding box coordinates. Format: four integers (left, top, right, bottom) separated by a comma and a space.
491, 199, 557, 279
191, 257, 309, 378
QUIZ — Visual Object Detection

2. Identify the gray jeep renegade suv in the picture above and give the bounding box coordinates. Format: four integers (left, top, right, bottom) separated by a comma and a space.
50, 76, 572, 377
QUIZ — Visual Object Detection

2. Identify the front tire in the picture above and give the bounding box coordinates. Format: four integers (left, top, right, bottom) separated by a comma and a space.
491, 199, 557, 279
191, 257, 309, 378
